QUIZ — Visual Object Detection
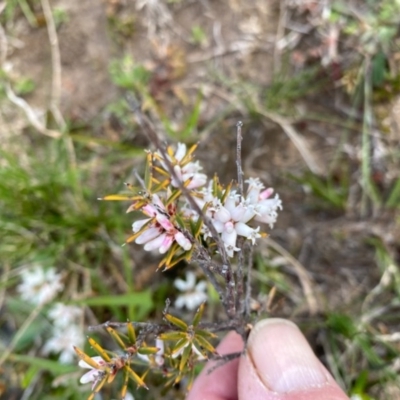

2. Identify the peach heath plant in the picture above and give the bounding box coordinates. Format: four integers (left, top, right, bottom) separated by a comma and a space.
73, 105, 282, 400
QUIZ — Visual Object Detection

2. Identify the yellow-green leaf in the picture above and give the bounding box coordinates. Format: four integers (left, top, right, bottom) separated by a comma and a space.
73, 346, 105, 369
106, 327, 126, 350
138, 346, 159, 355
194, 335, 216, 354
101, 195, 142, 201
127, 322, 136, 344
194, 329, 218, 340
179, 344, 192, 373
88, 337, 112, 362
158, 332, 186, 341
192, 302, 205, 327
144, 152, 153, 191
164, 313, 188, 330
125, 365, 148, 388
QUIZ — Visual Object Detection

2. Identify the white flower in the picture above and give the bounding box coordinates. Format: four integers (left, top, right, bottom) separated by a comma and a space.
42, 325, 84, 364
174, 271, 208, 310
171, 341, 206, 361
79, 356, 107, 389
137, 338, 164, 367
48, 303, 83, 329
17, 265, 64, 305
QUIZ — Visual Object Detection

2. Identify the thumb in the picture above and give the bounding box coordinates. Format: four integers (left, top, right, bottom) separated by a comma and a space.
238, 319, 350, 400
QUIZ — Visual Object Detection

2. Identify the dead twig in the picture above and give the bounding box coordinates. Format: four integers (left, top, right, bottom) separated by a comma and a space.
5, 83, 62, 139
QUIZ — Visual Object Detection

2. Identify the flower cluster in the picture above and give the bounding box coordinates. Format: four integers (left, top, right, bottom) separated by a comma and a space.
43, 303, 85, 364
17, 265, 63, 305
198, 177, 282, 257
103, 142, 282, 267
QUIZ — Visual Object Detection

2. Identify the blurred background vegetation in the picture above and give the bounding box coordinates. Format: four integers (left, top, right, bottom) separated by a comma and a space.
1, 0, 400, 399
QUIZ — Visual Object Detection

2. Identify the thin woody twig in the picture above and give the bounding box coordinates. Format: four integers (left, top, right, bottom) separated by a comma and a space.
244, 245, 254, 316
5, 83, 62, 139
236, 121, 244, 197
235, 121, 245, 316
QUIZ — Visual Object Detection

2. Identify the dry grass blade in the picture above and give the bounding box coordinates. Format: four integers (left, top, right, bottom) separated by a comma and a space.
261, 111, 323, 175
265, 237, 318, 315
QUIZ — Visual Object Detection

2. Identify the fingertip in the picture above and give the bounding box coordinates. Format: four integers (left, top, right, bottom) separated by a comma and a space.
187, 331, 243, 400
238, 319, 349, 400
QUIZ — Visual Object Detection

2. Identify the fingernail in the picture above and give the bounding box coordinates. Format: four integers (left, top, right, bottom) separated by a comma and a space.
247, 319, 328, 393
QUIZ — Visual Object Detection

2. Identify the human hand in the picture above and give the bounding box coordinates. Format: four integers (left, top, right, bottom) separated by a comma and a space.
187, 318, 350, 400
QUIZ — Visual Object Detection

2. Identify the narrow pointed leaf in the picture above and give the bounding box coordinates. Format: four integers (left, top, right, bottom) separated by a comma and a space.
73, 346, 105, 369
164, 313, 188, 330
171, 338, 189, 357
106, 327, 126, 350
163, 252, 189, 271
121, 370, 129, 400
152, 178, 171, 193
194, 335, 216, 354
101, 195, 142, 201
181, 143, 198, 165
127, 322, 136, 344
165, 189, 182, 206
221, 181, 233, 203
174, 213, 186, 229
192, 303, 205, 327
158, 331, 186, 341
144, 152, 153, 191
125, 365, 148, 388
194, 329, 218, 340
138, 346, 159, 355
153, 165, 170, 177
88, 337, 112, 362
179, 344, 192, 373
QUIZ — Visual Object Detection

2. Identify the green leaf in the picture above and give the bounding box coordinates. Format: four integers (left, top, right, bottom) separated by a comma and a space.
386, 178, 400, 207
71, 291, 153, 308
8, 353, 76, 374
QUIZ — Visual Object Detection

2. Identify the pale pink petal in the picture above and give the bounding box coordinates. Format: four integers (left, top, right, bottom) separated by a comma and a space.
224, 221, 234, 234
222, 229, 237, 248
234, 221, 253, 237
175, 143, 187, 161
135, 227, 162, 245
259, 187, 274, 200
132, 218, 151, 233
80, 369, 100, 384
156, 214, 175, 232
143, 233, 167, 252
215, 206, 231, 223
174, 231, 192, 251
160, 235, 174, 254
